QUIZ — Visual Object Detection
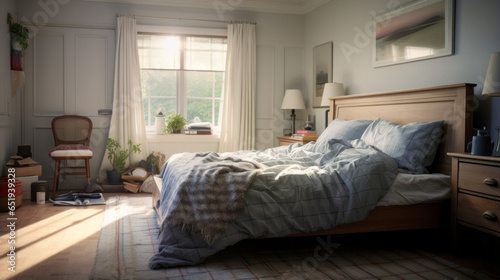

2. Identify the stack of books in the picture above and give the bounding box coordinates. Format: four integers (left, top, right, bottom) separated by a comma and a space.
6, 156, 38, 167
292, 130, 319, 141
4, 156, 42, 177
185, 122, 213, 135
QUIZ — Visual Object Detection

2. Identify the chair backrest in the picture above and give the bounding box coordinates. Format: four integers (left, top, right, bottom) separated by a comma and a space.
51, 115, 93, 146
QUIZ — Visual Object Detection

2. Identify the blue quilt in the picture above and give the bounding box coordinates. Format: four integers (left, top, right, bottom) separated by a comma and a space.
149, 139, 398, 269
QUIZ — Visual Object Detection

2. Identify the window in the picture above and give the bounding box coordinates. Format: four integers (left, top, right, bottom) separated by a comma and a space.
138, 34, 227, 132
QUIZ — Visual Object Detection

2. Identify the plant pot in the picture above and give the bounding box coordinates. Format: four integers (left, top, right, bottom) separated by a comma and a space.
10, 39, 23, 71
106, 170, 122, 185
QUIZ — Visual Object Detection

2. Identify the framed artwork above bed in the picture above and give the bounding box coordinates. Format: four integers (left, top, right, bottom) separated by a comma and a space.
373, 0, 455, 68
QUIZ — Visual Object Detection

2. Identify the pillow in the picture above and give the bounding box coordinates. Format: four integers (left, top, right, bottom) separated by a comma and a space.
316, 119, 372, 144
361, 118, 444, 173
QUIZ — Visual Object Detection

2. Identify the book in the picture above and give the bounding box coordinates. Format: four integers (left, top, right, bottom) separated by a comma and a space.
302, 135, 319, 141
124, 182, 141, 193
185, 130, 212, 135
50, 192, 106, 206
6, 156, 38, 167
296, 130, 317, 135
187, 122, 212, 129
187, 127, 212, 131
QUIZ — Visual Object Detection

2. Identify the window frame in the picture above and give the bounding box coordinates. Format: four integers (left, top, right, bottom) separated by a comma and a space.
137, 25, 227, 133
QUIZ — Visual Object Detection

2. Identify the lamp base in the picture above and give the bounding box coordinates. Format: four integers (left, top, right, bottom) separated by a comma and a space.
325, 109, 330, 128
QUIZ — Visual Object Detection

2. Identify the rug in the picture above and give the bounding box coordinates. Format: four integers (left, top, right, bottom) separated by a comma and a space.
91, 196, 491, 280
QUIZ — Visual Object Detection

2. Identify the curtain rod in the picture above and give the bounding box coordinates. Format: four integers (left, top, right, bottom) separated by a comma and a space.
118, 13, 256, 25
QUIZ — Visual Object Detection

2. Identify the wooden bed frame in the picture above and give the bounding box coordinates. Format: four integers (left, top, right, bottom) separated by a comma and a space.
153, 83, 476, 236
290, 83, 476, 237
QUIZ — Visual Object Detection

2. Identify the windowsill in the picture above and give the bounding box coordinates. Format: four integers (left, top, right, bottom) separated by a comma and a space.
147, 133, 220, 143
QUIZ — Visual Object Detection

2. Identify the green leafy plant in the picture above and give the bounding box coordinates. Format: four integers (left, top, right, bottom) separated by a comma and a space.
146, 152, 158, 165
106, 138, 141, 174
7, 13, 29, 51
166, 113, 187, 133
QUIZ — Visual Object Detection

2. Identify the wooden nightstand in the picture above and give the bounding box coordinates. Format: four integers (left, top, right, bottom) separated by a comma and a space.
277, 136, 317, 146
448, 153, 500, 246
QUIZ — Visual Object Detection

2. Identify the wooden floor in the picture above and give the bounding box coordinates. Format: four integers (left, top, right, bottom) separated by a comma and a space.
1, 193, 499, 280
0, 192, 148, 280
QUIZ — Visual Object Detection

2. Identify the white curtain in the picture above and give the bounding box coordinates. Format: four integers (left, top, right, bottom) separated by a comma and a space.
98, 16, 148, 181
218, 22, 257, 153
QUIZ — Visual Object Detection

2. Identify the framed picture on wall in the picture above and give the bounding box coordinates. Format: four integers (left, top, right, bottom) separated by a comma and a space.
373, 0, 455, 68
313, 42, 333, 108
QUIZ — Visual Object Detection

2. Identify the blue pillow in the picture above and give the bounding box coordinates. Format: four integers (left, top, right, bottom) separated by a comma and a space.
316, 119, 372, 144
361, 118, 444, 173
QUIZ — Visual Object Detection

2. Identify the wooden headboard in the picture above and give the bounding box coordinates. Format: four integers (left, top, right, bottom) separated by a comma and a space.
330, 83, 476, 175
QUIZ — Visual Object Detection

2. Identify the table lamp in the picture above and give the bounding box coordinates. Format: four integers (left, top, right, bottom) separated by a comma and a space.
482, 51, 500, 156
320, 82, 345, 128
281, 89, 306, 134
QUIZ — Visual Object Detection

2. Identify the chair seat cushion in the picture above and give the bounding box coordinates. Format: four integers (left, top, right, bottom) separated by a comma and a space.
49, 145, 93, 157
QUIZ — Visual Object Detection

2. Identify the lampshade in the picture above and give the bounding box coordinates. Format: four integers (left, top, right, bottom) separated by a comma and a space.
482, 52, 500, 96
281, 89, 306, 110
320, 82, 345, 107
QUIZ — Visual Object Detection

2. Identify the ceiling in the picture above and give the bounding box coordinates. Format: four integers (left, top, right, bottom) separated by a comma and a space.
78, 0, 331, 14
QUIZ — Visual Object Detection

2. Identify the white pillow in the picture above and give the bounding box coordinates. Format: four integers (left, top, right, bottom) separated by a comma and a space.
361, 118, 444, 173
316, 119, 372, 145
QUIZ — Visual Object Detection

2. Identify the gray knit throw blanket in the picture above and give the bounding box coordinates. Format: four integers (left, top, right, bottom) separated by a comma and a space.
160, 152, 262, 245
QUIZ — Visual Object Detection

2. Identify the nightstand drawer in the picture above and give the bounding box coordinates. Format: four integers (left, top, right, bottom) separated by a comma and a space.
278, 139, 297, 146
458, 193, 500, 234
458, 162, 500, 198
277, 136, 317, 146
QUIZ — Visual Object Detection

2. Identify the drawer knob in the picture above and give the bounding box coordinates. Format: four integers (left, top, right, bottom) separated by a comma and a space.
483, 178, 498, 187
482, 211, 498, 222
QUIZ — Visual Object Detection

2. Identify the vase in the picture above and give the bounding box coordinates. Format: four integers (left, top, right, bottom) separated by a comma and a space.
303, 121, 314, 131
155, 112, 166, 135
106, 170, 122, 185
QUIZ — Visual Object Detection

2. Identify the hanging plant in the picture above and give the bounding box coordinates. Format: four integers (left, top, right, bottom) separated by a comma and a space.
7, 13, 29, 51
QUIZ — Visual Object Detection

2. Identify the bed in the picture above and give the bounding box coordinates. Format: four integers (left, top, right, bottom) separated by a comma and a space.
149, 83, 475, 269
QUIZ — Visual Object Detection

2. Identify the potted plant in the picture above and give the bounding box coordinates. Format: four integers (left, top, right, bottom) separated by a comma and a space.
166, 113, 187, 133
106, 138, 141, 185
7, 13, 29, 71
146, 151, 166, 175
146, 152, 158, 174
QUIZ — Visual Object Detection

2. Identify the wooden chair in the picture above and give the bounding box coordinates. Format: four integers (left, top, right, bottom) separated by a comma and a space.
49, 115, 93, 197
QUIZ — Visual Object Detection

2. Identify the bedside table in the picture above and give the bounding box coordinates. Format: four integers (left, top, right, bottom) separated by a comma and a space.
448, 153, 500, 245
277, 136, 317, 146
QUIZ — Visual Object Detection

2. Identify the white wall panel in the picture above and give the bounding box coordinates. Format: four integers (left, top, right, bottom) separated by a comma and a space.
76, 35, 108, 116
24, 26, 114, 190
255, 46, 277, 149
0, 126, 13, 167
256, 46, 275, 120
147, 134, 219, 161
255, 129, 274, 150
33, 127, 55, 179
0, 72, 7, 116
34, 33, 65, 116
284, 47, 304, 91
0, 1, 17, 157
284, 47, 306, 129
